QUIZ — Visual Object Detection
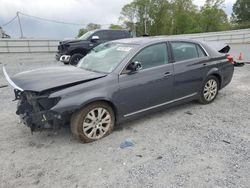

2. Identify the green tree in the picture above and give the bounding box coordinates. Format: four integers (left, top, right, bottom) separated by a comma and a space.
120, 0, 199, 36
232, 0, 250, 28
109, 24, 124, 29
77, 28, 88, 37
200, 0, 230, 32
86, 23, 101, 31
77, 23, 101, 37
119, 0, 231, 36
120, 2, 137, 34
171, 0, 199, 34
147, 0, 172, 35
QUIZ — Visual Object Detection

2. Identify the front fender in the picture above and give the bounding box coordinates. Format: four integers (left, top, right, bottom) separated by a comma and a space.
50, 75, 119, 115
51, 93, 116, 115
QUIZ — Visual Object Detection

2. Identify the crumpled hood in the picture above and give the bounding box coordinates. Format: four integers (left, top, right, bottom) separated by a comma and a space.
9, 66, 106, 92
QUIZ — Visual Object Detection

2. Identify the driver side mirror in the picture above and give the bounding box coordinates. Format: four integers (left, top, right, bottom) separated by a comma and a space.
127, 61, 142, 73
91, 35, 100, 42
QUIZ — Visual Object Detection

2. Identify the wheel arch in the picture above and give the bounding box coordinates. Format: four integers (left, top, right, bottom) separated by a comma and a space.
206, 68, 222, 89
70, 48, 88, 56
77, 98, 118, 121
210, 73, 222, 89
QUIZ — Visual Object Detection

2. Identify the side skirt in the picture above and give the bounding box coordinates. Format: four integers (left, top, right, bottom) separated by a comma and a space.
123, 92, 198, 118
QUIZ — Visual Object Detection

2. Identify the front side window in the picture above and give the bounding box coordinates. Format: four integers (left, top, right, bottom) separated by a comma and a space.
132, 43, 168, 70
78, 30, 95, 40
171, 42, 206, 62
78, 42, 137, 73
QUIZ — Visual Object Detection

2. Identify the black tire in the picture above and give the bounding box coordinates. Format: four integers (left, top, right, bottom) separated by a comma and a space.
70, 102, 115, 143
199, 75, 219, 104
69, 53, 84, 66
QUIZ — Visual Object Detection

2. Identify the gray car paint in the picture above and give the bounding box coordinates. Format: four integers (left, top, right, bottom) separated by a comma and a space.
51, 38, 233, 122
5, 37, 234, 126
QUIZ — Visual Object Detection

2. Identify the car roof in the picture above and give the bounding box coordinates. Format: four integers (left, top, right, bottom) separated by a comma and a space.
114, 36, 203, 45
92, 29, 129, 32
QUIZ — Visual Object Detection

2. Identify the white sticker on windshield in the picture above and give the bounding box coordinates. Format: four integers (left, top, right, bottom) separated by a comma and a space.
116, 47, 132, 52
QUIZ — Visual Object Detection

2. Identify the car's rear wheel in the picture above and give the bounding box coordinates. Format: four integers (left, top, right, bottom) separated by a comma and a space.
199, 76, 219, 104
69, 53, 84, 66
70, 102, 115, 143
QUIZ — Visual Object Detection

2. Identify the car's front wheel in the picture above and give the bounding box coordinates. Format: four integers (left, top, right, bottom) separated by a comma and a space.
70, 102, 115, 143
199, 76, 219, 104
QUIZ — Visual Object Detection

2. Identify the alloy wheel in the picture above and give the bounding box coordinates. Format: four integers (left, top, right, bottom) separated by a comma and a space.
82, 108, 111, 139
203, 79, 218, 102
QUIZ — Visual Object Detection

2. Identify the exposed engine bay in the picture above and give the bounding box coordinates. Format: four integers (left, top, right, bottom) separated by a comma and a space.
15, 89, 66, 132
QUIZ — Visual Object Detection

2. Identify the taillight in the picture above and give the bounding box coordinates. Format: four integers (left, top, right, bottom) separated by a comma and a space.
227, 55, 234, 63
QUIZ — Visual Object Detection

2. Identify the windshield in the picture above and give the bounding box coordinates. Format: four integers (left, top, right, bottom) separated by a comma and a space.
77, 42, 137, 73
79, 30, 95, 40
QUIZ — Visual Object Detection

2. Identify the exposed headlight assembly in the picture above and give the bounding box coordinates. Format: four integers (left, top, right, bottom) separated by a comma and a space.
37, 97, 61, 110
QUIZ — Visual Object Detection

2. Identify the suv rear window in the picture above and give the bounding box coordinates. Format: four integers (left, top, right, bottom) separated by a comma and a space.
171, 42, 207, 62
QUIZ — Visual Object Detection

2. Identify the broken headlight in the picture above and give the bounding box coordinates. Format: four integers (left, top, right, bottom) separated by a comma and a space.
37, 97, 61, 110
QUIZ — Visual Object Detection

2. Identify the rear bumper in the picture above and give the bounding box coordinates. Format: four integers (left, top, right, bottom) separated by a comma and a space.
220, 64, 234, 89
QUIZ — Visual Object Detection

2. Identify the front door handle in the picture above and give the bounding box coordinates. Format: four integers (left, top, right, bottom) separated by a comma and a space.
164, 72, 172, 77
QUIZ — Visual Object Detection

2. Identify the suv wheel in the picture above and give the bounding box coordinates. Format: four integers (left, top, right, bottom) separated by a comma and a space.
70, 102, 115, 143
69, 53, 84, 66
199, 76, 219, 104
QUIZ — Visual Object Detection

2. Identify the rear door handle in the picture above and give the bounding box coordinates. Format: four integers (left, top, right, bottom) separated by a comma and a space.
164, 72, 172, 77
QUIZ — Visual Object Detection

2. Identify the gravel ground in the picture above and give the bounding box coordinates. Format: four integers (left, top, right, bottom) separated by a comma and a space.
0, 53, 249, 188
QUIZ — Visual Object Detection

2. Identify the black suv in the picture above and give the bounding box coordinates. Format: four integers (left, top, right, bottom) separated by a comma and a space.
56, 29, 131, 65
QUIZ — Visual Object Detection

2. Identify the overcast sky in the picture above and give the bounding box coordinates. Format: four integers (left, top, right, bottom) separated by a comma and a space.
0, 0, 236, 39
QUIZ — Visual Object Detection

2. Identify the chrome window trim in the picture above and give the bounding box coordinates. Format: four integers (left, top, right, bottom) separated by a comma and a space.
124, 92, 197, 117
199, 43, 209, 57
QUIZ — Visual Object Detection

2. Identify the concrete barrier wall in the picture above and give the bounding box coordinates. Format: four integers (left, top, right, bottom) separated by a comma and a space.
0, 39, 59, 53
177, 28, 250, 44
0, 28, 250, 53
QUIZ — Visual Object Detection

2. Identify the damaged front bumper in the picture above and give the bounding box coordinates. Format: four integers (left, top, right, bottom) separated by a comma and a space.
15, 89, 64, 132
59, 55, 71, 63
56, 53, 71, 63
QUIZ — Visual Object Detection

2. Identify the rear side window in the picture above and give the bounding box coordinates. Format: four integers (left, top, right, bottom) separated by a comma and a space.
171, 42, 207, 62
197, 45, 207, 57
110, 30, 124, 40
